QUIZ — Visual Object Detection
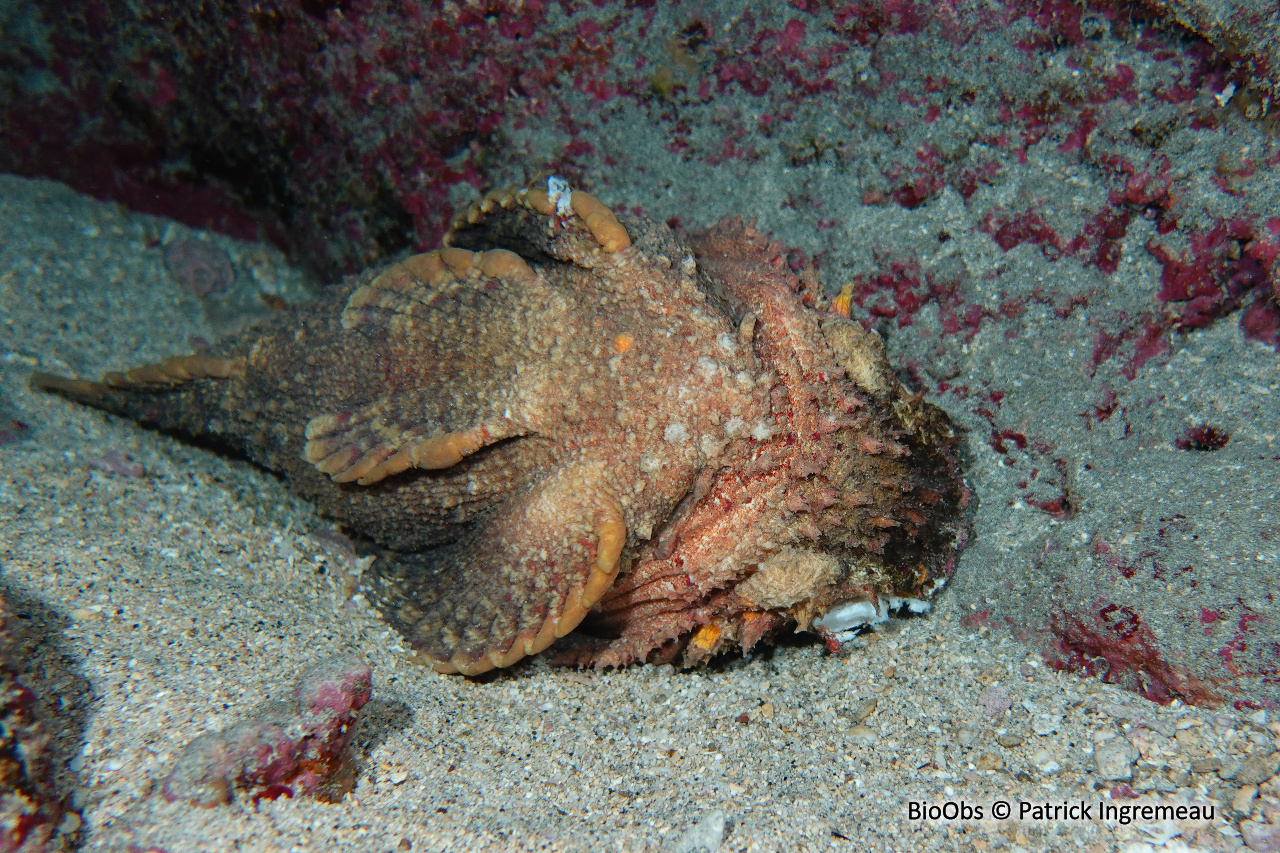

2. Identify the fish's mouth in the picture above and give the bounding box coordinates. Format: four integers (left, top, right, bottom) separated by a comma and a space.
812, 578, 947, 644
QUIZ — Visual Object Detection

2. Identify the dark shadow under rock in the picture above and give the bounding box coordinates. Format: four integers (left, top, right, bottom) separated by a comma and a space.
0, 579, 91, 851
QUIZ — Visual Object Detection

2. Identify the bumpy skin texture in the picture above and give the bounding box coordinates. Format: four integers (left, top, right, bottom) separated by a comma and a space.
572, 218, 969, 669
32, 178, 968, 676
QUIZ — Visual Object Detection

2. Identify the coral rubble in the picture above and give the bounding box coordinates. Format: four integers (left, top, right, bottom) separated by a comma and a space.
160, 654, 372, 807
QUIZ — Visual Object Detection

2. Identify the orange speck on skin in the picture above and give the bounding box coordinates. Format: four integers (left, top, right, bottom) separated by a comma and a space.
691, 622, 722, 650
832, 284, 854, 319
614, 333, 635, 354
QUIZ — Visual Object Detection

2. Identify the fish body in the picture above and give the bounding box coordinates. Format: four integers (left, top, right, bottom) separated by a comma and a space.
34, 178, 968, 675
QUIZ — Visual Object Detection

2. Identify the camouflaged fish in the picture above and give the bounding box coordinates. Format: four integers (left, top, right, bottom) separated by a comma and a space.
33, 176, 968, 676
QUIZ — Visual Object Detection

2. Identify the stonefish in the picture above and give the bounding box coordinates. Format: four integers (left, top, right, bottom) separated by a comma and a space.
34, 177, 968, 676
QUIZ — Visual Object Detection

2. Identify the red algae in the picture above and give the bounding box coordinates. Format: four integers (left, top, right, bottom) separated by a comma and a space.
1047, 606, 1221, 706
1174, 425, 1229, 451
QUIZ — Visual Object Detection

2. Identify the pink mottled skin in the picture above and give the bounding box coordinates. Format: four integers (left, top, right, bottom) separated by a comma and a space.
569, 217, 968, 668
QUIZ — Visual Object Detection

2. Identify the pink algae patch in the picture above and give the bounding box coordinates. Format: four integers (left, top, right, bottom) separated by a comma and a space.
1174, 425, 1229, 452
1046, 605, 1221, 706
1146, 218, 1280, 348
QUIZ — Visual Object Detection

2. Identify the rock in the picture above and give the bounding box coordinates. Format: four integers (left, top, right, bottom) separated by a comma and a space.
1095, 740, 1138, 781
850, 698, 878, 724
975, 752, 1004, 772
1232, 784, 1259, 815
1030, 746, 1060, 774
161, 654, 372, 806
163, 238, 236, 297
669, 810, 726, 853
1032, 713, 1061, 735
1241, 820, 1280, 853
1238, 752, 1280, 786
980, 685, 1012, 717
847, 725, 879, 747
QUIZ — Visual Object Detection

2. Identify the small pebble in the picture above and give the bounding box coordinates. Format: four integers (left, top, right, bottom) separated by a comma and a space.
669, 810, 725, 853
1094, 740, 1138, 781
979, 685, 1012, 717
1232, 784, 1259, 814
87, 450, 145, 478
1031, 747, 1061, 775
850, 698, 877, 724
164, 238, 235, 297
1240, 821, 1280, 853
1032, 713, 1061, 735
1238, 752, 1280, 786
847, 725, 879, 747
